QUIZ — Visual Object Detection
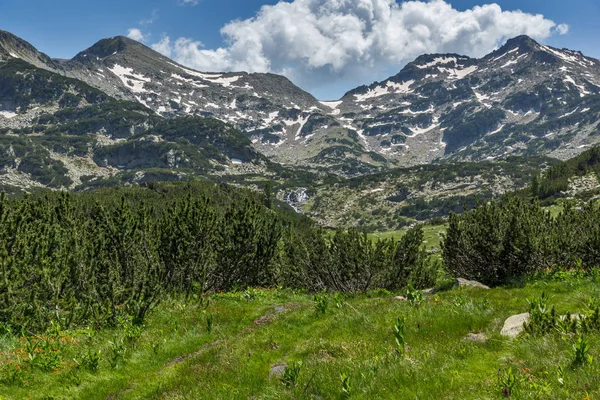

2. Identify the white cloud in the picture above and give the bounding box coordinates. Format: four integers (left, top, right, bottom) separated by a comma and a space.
179, 0, 199, 6
152, 36, 172, 58
127, 28, 148, 43
555, 23, 570, 35
153, 0, 569, 93
140, 9, 159, 26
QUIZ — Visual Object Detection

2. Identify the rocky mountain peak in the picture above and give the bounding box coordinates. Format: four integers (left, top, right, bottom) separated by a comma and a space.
331, 35, 600, 168
0, 30, 59, 72
481, 35, 542, 66
71, 36, 152, 64
409, 53, 473, 69
0, 30, 35, 55
499, 35, 539, 52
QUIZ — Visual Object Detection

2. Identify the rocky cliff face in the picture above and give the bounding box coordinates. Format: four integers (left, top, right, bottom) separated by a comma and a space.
0, 30, 61, 73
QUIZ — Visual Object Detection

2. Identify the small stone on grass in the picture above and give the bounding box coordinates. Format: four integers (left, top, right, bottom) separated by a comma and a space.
464, 332, 487, 343
455, 278, 490, 289
269, 363, 287, 378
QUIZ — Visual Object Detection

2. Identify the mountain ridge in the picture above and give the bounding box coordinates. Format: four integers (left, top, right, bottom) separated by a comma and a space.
1, 30, 600, 188
334, 34, 600, 166
0, 30, 62, 73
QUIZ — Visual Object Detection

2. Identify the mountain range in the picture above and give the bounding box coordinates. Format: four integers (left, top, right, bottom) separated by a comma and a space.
0, 29, 599, 218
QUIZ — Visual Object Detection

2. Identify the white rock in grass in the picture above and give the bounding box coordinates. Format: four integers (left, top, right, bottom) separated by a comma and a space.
455, 278, 490, 289
501, 313, 530, 338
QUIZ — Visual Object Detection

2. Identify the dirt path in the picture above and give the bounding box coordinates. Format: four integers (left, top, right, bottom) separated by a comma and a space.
105, 303, 300, 399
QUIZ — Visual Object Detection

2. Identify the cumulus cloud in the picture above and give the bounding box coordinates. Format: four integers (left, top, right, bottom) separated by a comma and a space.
555, 23, 570, 35
153, 0, 569, 92
152, 36, 172, 58
127, 28, 148, 43
178, 0, 199, 6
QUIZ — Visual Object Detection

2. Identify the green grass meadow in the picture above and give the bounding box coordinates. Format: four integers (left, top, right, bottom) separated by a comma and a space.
369, 224, 446, 251
2, 273, 600, 399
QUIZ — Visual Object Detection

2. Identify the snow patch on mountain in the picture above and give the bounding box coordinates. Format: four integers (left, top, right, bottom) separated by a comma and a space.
355, 129, 370, 150
0, 111, 18, 119
108, 65, 151, 93
354, 80, 414, 102
211, 75, 241, 88
262, 111, 279, 126
415, 57, 458, 69
473, 90, 492, 108
559, 107, 579, 118
564, 75, 591, 97
407, 119, 440, 137
500, 53, 528, 69
439, 65, 478, 80
170, 73, 209, 88
540, 45, 590, 68
320, 100, 343, 109
486, 124, 505, 136
167, 62, 242, 88
491, 47, 519, 62
399, 106, 434, 115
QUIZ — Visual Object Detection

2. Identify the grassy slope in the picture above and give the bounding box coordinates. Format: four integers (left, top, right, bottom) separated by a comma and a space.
1, 276, 600, 399
369, 224, 446, 252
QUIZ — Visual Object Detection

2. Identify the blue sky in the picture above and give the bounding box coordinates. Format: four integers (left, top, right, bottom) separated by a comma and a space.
1, 0, 598, 99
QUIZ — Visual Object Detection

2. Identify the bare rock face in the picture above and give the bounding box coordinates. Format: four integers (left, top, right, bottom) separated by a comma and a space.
455, 278, 490, 289
500, 313, 530, 338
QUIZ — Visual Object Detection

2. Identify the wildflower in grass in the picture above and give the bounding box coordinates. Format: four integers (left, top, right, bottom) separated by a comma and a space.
281, 361, 302, 388
393, 316, 407, 355
572, 336, 593, 367
333, 292, 347, 309
406, 284, 424, 307
340, 372, 352, 398
314, 294, 328, 316
205, 312, 214, 333
498, 366, 521, 397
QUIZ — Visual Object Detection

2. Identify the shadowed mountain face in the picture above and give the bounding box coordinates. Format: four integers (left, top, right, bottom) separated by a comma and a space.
0, 30, 600, 191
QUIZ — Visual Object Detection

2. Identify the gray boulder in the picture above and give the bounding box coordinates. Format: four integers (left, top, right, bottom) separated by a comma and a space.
500, 313, 530, 338
269, 363, 287, 378
455, 278, 490, 289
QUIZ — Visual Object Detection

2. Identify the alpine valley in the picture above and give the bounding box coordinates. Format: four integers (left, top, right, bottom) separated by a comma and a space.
1, 30, 599, 229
